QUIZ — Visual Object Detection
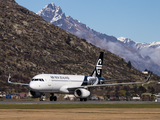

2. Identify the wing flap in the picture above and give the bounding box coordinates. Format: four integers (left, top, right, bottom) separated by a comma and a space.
104, 79, 128, 82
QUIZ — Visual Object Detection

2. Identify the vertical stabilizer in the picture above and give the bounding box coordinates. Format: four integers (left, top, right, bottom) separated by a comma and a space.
91, 52, 104, 77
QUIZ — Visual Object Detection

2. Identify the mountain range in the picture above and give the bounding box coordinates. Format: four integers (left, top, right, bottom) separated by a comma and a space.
2, 0, 157, 93
37, 3, 160, 76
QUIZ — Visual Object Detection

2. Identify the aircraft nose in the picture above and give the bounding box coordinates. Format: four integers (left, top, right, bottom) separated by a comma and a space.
29, 81, 40, 91
29, 81, 34, 90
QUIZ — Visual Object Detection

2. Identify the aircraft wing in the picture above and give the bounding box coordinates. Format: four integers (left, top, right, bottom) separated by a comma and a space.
67, 72, 152, 90
104, 79, 128, 82
85, 72, 152, 88
8, 73, 29, 86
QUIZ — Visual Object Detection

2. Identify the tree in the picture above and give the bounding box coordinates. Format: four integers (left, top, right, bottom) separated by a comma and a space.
150, 87, 155, 94
123, 85, 130, 91
127, 61, 132, 70
115, 86, 120, 97
138, 86, 146, 94
120, 90, 126, 96
133, 86, 138, 94
126, 91, 131, 96
144, 69, 148, 71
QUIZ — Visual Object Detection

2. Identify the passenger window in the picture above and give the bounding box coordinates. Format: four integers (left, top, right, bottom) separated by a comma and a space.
32, 79, 44, 81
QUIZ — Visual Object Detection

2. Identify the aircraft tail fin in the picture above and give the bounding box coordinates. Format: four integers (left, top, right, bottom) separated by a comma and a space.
91, 52, 104, 77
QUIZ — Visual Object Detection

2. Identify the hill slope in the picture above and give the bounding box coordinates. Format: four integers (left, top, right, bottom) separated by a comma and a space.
0, 0, 159, 93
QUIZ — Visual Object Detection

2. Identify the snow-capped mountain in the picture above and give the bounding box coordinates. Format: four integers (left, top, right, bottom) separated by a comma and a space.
37, 3, 65, 23
37, 3, 160, 75
118, 37, 160, 50
37, 3, 118, 47
117, 37, 136, 46
118, 37, 160, 68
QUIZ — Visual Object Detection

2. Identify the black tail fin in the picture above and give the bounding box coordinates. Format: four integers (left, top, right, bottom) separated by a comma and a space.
91, 52, 104, 77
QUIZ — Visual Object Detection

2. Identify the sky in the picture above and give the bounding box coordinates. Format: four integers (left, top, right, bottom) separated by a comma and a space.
15, 0, 160, 43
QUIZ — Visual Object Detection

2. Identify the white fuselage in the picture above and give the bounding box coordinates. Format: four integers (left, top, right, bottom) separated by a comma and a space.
29, 74, 85, 93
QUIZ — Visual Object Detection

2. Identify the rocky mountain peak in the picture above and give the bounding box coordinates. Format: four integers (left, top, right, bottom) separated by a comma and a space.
117, 37, 135, 46
37, 3, 65, 23
46, 3, 63, 15
47, 3, 56, 9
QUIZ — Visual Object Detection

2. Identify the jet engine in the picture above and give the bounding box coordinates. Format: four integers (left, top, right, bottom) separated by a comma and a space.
74, 88, 90, 98
29, 90, 41, 98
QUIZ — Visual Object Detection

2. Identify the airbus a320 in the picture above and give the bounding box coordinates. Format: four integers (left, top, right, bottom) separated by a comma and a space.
8, 52, 151, 101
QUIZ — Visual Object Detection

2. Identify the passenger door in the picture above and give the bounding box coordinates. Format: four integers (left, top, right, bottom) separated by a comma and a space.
48, 79, 53, 92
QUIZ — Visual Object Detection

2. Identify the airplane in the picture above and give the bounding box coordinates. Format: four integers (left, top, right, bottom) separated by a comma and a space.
8, 52, 151, 101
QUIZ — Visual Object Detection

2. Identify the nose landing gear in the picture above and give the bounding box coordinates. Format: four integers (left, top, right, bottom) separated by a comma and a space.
39, 93, 45, 101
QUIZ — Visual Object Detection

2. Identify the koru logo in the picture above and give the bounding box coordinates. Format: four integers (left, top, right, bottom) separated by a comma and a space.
97, 69, 101, 75
96, 59, 102, 75
98, 59, 102, 65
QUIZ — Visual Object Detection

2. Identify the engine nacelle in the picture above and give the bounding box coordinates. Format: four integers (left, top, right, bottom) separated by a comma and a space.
74, 88, 90, 98
29, 90, 41, 98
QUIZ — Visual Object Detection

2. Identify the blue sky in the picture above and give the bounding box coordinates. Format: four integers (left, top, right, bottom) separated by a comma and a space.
15, 0, 160, 43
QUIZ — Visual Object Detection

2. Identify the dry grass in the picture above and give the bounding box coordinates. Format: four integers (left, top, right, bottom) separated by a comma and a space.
0, 108, 160, 120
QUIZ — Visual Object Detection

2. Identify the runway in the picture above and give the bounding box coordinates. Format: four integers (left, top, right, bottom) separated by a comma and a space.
0, 100, 154, 104
0, 100, 158, 120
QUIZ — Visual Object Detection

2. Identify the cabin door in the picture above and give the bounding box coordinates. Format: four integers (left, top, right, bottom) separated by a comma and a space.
48, 79, 53, 92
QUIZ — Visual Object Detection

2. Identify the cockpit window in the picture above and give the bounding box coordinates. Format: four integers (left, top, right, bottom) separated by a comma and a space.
32, 79, 44, 81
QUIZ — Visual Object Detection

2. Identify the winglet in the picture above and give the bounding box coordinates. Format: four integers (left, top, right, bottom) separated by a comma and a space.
8, 73, 11, 83
145, 71, 152, 83
7, 73, 29, 86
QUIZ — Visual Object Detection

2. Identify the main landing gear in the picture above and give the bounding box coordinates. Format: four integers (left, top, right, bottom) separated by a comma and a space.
80, 98, 87, 101
50, 93, 57, 101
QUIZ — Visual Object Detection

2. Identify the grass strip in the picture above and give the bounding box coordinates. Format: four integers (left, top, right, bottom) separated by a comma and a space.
0, 103, 160, 109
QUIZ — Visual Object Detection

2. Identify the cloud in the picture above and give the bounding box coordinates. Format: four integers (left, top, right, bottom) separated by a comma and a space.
139, 47, 160, 65
72, 29, 160, 73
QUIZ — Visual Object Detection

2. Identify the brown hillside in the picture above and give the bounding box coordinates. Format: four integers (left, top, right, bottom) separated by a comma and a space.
0, 0, 159, 93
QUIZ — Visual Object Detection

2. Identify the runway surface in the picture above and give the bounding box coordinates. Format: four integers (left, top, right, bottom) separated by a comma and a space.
0, 100, 154, 104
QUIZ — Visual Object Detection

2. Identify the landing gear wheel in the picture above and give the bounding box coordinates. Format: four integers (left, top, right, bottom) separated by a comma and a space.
80, 98, 87, 101
50, 96, 53, 101
84, 98, 87, 101
53, 96, 57, 101
50, 93, 57, 101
